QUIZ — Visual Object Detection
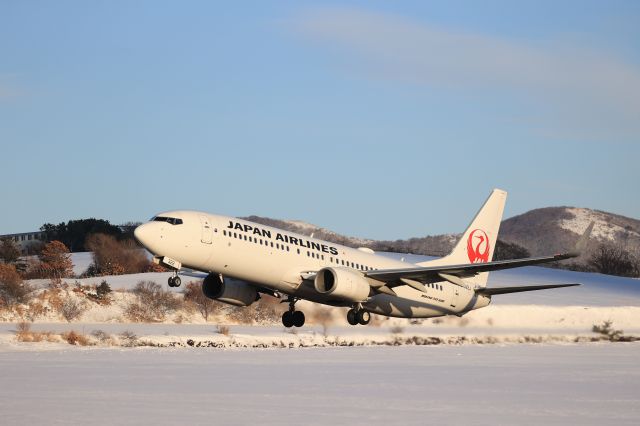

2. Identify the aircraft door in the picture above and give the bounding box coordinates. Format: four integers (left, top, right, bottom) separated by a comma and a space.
199, 215, 213, 244
449, 285, 460, 309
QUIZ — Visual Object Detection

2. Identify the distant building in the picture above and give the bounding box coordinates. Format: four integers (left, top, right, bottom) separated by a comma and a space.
0, 231, 47, 253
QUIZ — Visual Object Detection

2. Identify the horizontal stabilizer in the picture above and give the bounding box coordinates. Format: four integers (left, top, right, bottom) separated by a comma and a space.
476, 283, 580, 296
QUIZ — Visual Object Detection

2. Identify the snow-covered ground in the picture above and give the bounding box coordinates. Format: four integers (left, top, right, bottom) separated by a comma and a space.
3, 252, 639, 424
0, 343, 638, 425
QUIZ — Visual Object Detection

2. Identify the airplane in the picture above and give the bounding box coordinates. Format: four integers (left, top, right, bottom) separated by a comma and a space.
133, 189, 592, 327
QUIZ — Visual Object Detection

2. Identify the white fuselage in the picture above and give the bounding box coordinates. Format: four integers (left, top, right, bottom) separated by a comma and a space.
134, 210, 491, 318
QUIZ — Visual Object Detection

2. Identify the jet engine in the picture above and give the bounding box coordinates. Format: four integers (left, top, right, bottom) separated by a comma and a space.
314, 267, 371, 302
202, 273, 258, 307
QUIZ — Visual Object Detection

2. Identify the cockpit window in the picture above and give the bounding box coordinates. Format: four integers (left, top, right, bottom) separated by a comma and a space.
152, 216, 183, 225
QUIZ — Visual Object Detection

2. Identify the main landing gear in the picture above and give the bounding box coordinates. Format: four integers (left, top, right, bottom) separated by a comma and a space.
168, 272, 181, 288
347, 306, 371, 326
282, 297, 305, 328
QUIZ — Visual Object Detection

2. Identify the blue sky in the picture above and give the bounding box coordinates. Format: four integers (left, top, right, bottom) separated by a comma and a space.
1, 1, 639, 240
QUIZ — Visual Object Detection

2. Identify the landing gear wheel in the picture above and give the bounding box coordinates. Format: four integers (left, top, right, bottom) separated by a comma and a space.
172, 276, 181, 287
347, 309, 358, 326
356, 310, 371, 325
168, 276, 175, 287
282, 311, 294, 328
292, 311, 305, 327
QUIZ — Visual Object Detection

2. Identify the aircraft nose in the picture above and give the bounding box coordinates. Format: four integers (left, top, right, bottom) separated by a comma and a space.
134, 223, 151, 246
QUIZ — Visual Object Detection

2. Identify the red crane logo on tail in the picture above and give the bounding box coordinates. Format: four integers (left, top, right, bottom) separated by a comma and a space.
467, 229, 490, 263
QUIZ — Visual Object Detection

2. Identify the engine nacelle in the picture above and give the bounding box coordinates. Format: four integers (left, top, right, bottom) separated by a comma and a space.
314, 267, 370, 302
202, 274, 258, 307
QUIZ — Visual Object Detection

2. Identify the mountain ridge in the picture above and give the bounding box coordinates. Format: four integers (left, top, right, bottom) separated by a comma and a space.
243, 207, 640, 267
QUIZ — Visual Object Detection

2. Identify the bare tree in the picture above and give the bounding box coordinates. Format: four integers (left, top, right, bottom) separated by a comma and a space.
588, 244, 639, 277
184, 281, 219, 321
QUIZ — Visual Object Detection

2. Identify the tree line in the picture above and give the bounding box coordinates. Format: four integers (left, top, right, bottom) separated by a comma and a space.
40, 218, 138, 252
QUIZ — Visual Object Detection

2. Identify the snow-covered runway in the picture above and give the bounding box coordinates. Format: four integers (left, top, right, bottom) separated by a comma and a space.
1, 344, 638, 425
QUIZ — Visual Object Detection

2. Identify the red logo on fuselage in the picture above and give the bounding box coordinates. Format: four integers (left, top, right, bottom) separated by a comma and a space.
467, 229, 490, 263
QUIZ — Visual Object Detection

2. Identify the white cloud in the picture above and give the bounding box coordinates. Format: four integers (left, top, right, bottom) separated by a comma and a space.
292, 7, 640, 142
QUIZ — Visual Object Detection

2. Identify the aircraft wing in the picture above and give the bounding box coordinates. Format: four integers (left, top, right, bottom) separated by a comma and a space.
475, 283, 580, 295
365, 252, 577, 285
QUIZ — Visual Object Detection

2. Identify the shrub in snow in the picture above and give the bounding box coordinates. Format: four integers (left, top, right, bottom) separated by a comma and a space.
126, 281, 182, 322
0, 263, 33, 306
60, 298, 86, 322
15, 322, 59, 343
96, 281, 111, 298
183, 282, 219, 321
91, 329, 114, 345
227, 297, 282, 325
592, 320, 624, 341
63, 330, 91, 346
118, 330, 138, 347
390, 325, 405, 335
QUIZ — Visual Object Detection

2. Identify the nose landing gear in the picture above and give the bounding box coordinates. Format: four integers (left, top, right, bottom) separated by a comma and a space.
168, 273, 181, 288
281, 297, 305, 328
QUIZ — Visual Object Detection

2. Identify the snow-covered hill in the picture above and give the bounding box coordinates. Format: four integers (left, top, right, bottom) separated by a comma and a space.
500, 206, 640, 261
247, 207, 640, 268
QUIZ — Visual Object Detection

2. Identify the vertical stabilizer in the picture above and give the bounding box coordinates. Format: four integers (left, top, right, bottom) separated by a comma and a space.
418, 189, 507, 287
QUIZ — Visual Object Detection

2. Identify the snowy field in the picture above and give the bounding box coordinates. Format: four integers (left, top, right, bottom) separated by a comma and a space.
1, 344, 639, 425
3, 252, 639, 424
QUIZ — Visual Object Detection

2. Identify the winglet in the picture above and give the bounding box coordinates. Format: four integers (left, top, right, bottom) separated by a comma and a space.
567, 221, 594, 258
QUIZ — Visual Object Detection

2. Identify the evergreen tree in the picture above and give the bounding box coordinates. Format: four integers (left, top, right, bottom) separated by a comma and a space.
39, 240, 74, 282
